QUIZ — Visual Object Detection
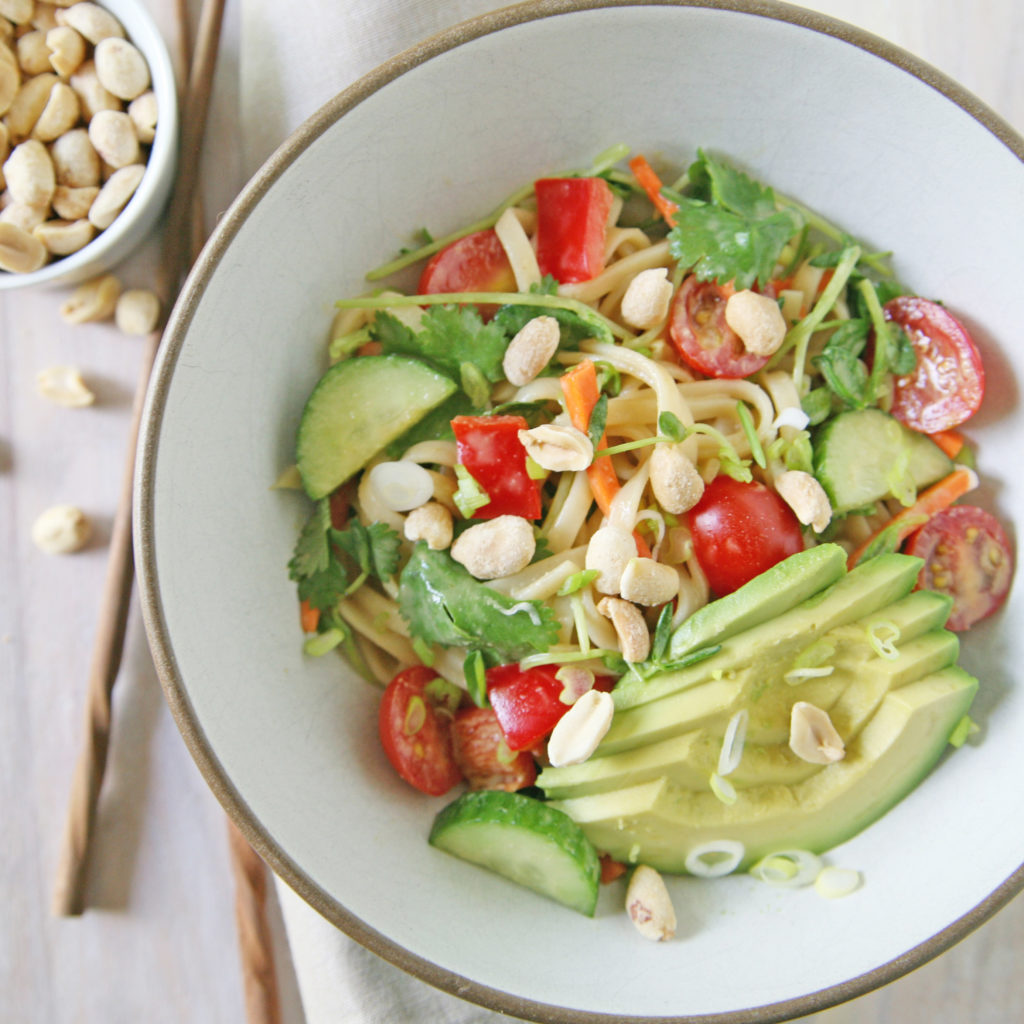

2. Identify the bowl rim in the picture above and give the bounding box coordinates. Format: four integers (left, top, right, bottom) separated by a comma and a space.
0, 0, 179, 291
135, 2, 1024, 1021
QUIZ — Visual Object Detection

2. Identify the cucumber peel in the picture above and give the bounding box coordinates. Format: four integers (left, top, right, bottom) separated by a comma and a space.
429, 790, 601, 916
296, 354, 457, 499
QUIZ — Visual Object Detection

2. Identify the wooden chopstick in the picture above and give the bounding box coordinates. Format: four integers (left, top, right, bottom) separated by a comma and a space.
51, 0, 228, 919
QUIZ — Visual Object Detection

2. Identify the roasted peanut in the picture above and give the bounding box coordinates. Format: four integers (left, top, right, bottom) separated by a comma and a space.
5, 71, 58, 139
31, 503, 92, 554
94, 36, 149, 101
0, 219, 47, 271
597, 595, 651, 663
774, 470, 832, 533
87, 161, 143, 229
87, 108, 138, 168
57, 2, 125, 45
51, 182, 97, 219
650, 443, 704, 514
35, 364, 95, 406
547, 689, 614, 767
33, 215, 93, 254
404, 502, 454, 551
47, 26, 87, 78
0, 200, 47, 231
585, 525, 636, 594
619, 557, 679, 607
0, 0, 33, 27
626, 865, 677, 941
620, 267, 673, 329
16, 30, 51, 77
69, 58, 120, 119
517, 423, 593, 472
724, 289, 788, 357
31, 80, 80, 141
789, 701, 845, 764
3, 139, 55, 207
127, 89, 156, 143
58, 272, 120, 322
502, 315, 560, 386
450, 515, 536, 580
50, 126, 100, 186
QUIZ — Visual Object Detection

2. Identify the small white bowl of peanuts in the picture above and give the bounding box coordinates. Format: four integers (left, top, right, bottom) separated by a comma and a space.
0, 0, 177, 289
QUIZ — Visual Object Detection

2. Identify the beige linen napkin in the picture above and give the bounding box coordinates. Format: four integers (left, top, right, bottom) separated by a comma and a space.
240, 9, 521, 1021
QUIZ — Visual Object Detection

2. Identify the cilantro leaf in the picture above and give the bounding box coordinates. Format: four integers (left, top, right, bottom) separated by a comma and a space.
297, 559, 350, 612
372, 307, 508, 383
669, 202, 799, 290
332, 520, 401, 582
288, 500, 332, 580
669, 150, 801, 289
398, 544, 560, 664
492, 299, 595, 350
813, 319, 872, 409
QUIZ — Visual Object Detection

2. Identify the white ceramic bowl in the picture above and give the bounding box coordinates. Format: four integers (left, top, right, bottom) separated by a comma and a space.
0, 0, 178, 290
136, 2, 1024, 1020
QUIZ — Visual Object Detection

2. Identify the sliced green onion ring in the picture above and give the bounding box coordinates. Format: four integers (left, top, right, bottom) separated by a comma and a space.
750, 849, 823, 888
685, 840, 745, 878
717, 709, 748, 776
866, 620, 901, 660
709, 772, 738, 805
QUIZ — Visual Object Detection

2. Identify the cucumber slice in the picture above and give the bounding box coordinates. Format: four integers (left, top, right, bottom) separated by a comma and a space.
428, 790, 601, 916
296, 354, 457, 499
813, 408, 952, 514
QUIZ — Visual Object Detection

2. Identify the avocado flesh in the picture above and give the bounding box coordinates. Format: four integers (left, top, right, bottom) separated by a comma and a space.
666, 543, 848, 660
538, 549, 977, 873
614, 552, 925, 712
550, 667, 977, 873
538, 618, 959, 799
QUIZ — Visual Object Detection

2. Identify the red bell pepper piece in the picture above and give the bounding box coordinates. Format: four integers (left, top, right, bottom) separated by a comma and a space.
534, 177, 614, 284
451, 414, 542, 520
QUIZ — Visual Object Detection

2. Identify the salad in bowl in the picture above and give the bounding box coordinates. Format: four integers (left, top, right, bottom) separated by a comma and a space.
283, 144, 1013, 937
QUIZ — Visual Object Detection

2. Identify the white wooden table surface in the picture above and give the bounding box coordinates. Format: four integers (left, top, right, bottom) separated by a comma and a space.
2, 2, 1021, 1022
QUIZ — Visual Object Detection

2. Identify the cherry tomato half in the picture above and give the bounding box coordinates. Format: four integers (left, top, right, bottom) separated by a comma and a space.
689, 476, 805, 597
418, 228, 517, 297
450, 706, 537, 792
485, 664, 615, 752
378, 666, 464, 796
883, 296, 985, 434
668, 275, 773, 379
905, 505, 1013, 631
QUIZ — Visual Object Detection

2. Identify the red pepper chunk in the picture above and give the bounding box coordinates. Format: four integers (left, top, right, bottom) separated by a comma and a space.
535, 177, 614, 284
452, 414, 542, 520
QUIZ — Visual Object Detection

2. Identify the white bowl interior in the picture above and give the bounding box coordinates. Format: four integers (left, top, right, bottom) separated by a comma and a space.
137, 4, 1024, 1020
0, 0, 178, 290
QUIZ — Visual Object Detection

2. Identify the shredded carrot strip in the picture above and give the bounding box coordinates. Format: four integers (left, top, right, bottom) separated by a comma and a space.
628, 154, 678, 227
560, 360, 651, 557
846, 467, 977, 569
928, 429, 966, 459
300, 598, 320, 633
561, 360, 621, 517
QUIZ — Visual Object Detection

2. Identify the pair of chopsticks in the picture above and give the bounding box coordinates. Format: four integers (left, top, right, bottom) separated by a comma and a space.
49, 1, 281, 1021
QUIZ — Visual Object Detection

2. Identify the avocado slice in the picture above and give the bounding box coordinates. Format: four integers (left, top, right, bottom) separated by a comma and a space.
538, 622, 959, 800
551, 667, 977, 873
666, 543, 848, 660
614, 552, 925, 711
